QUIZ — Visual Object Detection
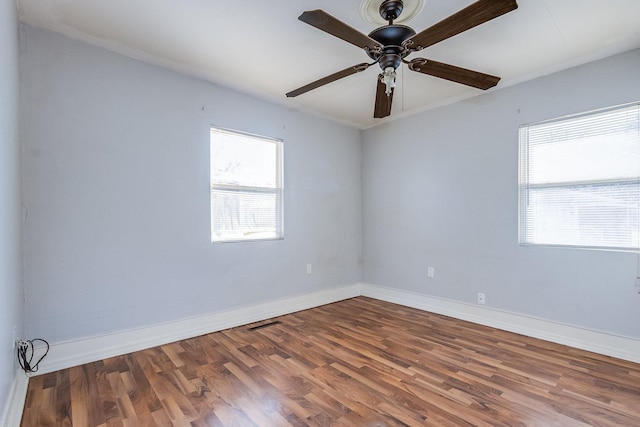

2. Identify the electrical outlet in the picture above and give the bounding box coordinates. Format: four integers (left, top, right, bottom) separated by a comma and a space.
12, 326, 17, 349
306, 263, 312, 274
477, 292, 486, 305
427, 267, 435, 278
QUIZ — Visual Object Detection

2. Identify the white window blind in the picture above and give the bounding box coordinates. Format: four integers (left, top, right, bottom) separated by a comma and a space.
210, 127, 283, 242
519, 103, 640, 251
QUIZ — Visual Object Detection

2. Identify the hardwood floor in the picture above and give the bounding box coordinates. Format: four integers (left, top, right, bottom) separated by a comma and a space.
21, 297, 640, 426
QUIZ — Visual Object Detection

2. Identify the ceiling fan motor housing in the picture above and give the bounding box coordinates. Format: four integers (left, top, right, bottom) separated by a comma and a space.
367, 24, 416, 70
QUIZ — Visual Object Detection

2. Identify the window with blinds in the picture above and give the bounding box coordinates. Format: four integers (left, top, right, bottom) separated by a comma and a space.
519, 103, 640, 251
210, 127, 283, 243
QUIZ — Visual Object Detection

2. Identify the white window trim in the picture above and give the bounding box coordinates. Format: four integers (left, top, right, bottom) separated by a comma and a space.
518, 102, 640, 252
210, 127, 284, 243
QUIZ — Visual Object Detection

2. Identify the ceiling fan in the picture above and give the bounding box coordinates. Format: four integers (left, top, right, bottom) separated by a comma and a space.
286, 0, 518, 118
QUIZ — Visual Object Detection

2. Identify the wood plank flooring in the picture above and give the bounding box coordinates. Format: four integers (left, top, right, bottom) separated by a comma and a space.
21, 297, 640, 426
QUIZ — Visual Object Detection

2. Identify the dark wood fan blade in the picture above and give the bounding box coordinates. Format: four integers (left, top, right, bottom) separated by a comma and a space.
408, 58, 500, 89
286, 63, 372, 98
299, 10, 382, 50
407, 0, 518, 50
374, 76, 394, 118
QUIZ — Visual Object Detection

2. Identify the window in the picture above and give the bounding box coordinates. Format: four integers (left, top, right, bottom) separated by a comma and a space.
519, 103, 640, 251
210, 127, 283, 242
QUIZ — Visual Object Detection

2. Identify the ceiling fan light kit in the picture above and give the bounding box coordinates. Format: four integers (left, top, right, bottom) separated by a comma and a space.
286, 0, 519, 119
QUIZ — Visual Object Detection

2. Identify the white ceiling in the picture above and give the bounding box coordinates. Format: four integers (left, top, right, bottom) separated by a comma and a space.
17, 0, 640, 129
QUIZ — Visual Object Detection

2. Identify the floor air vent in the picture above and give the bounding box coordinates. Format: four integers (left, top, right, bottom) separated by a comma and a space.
247, 321, 282, 331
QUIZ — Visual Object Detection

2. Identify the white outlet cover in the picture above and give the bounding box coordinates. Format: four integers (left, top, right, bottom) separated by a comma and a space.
477, 293, 486, 305
427, 267, 435, 278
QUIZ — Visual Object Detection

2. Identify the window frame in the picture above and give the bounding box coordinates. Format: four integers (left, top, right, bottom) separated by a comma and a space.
518, 102, 640, 252
210, 126, 284, 243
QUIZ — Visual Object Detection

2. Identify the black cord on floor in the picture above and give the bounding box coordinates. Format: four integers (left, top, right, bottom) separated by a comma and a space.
17, 338, 49, 374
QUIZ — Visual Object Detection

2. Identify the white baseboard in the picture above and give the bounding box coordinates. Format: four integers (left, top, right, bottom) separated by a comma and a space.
361, 283, 640, 364
35, 284, 363, 375
31, 281, 640, 378
1, 370, 28, 427
9, 281, 639, 426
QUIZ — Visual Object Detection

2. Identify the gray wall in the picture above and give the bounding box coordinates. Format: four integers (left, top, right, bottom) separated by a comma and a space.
18, 22, 640, 356
0, 0, 23, 419
21, 26, 362, 343
363, 49, 640, 339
